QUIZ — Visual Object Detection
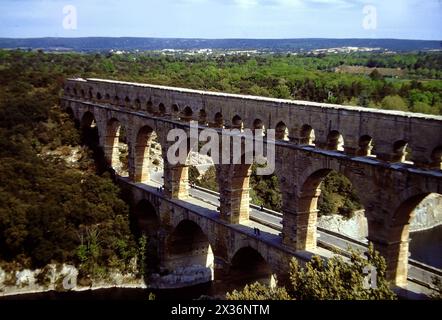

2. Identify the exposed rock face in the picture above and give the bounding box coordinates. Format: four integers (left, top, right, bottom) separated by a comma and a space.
149, 139, 214, 175
318, 210, 368, 241
0, 264, 142, 296
318, 194, 442, 240
411, 193, 442, 232
186, 152, 214, 175
40, 146, 84, 167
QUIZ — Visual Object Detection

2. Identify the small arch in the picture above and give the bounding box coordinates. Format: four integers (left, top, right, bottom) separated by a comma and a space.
158, 103, 166, 115
135, 98, 141, 110
134, 125, 154, 183
198, 109, 208, 125
88, 89, 93, 99
171, 104, 180, 119
253, 119, 265, 136
114, 95, 120, 105
65, 87, 71, 94
105, 93, 110, 102
232, 115, 243, 130
392, 140, 409, 163
125, 96, 131, 106
214, 112, 224, 128
430, 146, 442, 170
96, 92, 102, 100
356, 135, 374, 156
300, 124, 315, 145
230, 247, 273, 286
275, 121, 289, 141
182, 106, 193, 121
81, 89, 85, 98
73, 88, 78, 96
327, 130, 344, 151
146, 100, 153, 113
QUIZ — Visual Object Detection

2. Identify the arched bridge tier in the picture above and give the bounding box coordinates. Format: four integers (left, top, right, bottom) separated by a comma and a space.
62, 78, 442, 290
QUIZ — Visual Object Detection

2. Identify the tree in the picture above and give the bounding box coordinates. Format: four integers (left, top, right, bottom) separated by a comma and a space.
289, 244, 396, 300
369, 69, 383, 81
227, 244, 396, 300
250, 164, 282, 211
227, 282, 291, 300
188, 165, 218, 192
381, 95, 409, 112
411, 101, 436, 114
318, 171, 362, 219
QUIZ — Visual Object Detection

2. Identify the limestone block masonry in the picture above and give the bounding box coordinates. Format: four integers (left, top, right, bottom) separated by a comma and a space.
62, 78, 442, 288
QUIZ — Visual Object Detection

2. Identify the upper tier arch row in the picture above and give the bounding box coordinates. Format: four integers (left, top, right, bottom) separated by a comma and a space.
63, 78, 442, 169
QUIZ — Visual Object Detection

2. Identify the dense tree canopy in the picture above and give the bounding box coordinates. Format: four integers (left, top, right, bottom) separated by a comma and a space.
227, 245, 396, 300
0, 50, 137, 276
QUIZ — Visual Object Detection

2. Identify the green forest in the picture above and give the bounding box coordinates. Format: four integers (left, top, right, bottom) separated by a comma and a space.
0, 49, 441, 285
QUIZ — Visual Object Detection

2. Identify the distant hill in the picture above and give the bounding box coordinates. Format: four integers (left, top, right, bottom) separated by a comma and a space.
0, 37, 440, 52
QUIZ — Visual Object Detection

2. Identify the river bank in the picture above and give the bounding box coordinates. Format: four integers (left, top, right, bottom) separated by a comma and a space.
0, 263, 146, 297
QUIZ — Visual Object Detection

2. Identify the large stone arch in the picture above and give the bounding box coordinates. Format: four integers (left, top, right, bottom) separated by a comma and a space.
275, 121, 289, 141
375, 186, 442, 286
103, 117, 130, 175
161, 125, 203, 199
132, 199, 160, 236
80, 111, 96, 131
285, 164, 370, 251
132, 125, 155, 183
104, 118, 121, 169
218, 146, 254, 224
164, 219, 215, 283
65, 104, 75, 120
228, 246, 274, 286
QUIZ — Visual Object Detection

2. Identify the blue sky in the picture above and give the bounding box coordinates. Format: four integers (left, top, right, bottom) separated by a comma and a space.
0, 0, 441, 39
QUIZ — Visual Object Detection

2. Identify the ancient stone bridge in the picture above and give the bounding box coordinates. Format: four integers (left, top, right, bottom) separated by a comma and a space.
61, 78, 442, 289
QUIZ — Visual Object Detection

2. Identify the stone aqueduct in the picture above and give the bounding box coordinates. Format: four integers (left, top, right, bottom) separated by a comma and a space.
62, 78, 442, 287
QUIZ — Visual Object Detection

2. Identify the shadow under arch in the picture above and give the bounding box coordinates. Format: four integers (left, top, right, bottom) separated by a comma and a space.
130, 199, 161, 279
131, 199, 160, 237
228, 246, 273, 287
164, 219, 215, 285
65, 105, 76, 122
79, 111, 107, 175
105, 118, 129, 176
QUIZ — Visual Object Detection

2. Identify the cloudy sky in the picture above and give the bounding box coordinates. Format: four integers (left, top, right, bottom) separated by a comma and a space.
0, 0, 441, 39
